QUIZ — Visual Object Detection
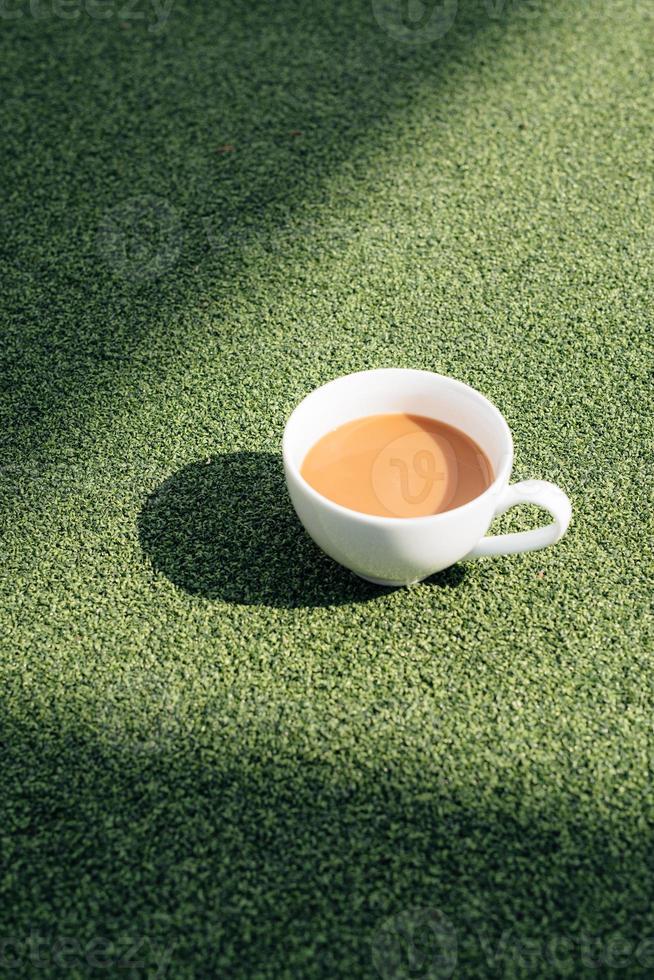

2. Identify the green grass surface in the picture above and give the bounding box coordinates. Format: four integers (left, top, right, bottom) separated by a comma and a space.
1, 0, 654, 976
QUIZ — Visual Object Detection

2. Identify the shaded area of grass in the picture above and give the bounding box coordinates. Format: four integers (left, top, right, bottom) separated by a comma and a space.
138, 451, 466, 605
0, 0, 508, 468
4, 709, 654, 979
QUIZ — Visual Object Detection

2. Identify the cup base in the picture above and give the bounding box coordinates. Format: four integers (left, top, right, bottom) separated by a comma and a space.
355, 573, 420, 588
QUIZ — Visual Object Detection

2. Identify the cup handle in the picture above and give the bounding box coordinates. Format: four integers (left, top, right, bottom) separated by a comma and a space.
464, 480, 572, 559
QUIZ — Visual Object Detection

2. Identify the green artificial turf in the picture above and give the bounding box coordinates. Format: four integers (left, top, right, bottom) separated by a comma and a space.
1, 0, 654, 976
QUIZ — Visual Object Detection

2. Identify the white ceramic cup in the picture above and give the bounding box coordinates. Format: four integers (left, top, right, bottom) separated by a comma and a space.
283, 369, 572, 586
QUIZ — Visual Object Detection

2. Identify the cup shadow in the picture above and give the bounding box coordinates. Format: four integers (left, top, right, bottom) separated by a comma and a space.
138, 452, 466, 608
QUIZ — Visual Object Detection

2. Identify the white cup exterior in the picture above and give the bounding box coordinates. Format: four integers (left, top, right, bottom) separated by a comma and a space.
282, 369, 571, 586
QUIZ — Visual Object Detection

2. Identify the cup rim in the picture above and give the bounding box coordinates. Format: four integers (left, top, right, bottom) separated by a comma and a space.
282, 368, 514, 526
